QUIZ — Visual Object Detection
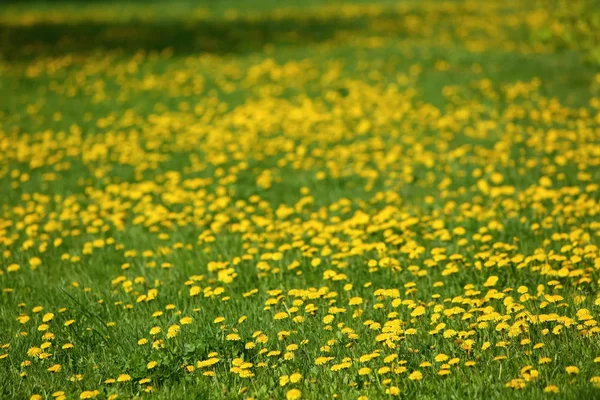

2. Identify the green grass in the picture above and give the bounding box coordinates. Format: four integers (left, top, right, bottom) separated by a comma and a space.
1, 0, 600, 399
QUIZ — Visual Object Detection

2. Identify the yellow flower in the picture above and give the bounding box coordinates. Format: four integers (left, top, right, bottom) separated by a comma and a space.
274, 312, 288, 320
27, 347, 42, 357
29, 257, 42, 269
544, 385, 559, 393
505, 378, 526, 389
409, 370, 423, 381
117, 374, 132, 382
349, 297, 363, 305
7, 263, 20, 272
286, 389, 302, 400
167, 325, 180, 338
147, 361, 158, 369
197, 358, 219, 368
42, 313, 54, 322
315, 357, 333, 365
565, 366, 580, 375
386, 386, 400, 396
149, 326, 161, 335
47, 364, 61, 373
483, 275, 498, 287
411, 306, 425, 317
289, 372, 302, 383
79, 391, 100, 399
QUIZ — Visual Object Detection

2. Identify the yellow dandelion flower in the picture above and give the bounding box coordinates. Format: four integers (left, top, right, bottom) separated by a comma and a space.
565, 366, 580, 375
409, 370, 423, 381
386, 386, 400, 396
349, 297, 363, 305
79, 390, 100, 399
226, 333, 241, 341
544, 385, 559, 393
274, 312, 288, 320
411, 306, 425, 317
286, 389, 302, 400
42, 313, 54, 322
149, 326, 161, 335
289, 372, 302, 383
47, 364, 61, 373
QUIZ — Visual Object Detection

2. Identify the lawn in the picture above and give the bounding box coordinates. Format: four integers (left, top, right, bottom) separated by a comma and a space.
1, 0, 600, 399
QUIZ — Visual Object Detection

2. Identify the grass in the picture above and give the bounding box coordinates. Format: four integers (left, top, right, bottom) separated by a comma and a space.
1, 0, 600, 399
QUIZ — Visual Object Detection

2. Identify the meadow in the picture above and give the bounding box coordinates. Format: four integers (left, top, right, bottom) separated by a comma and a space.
1, 0, 600, 399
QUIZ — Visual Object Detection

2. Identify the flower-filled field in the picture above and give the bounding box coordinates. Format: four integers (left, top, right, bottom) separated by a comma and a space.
1, 0, 600, 399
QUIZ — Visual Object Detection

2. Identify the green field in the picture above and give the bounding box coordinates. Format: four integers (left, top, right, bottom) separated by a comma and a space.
1, 0, 600, 399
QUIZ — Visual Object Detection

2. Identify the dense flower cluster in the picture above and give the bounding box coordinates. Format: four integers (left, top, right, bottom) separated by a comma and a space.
1, 0, 600, 399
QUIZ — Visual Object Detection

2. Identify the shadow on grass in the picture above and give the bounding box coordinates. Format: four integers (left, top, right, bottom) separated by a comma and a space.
0, 9, 427, 59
